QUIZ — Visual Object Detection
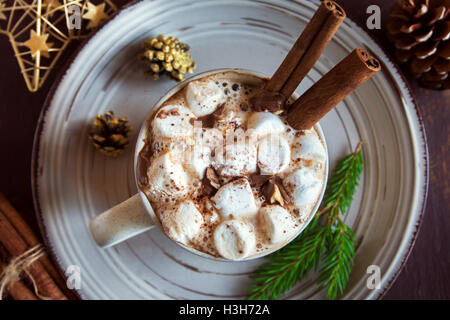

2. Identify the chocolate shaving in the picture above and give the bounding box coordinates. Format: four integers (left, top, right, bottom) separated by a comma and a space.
271, 176, 292, 204
248, 172, 272, 188
262, 176, 291, 206
202, 167, 221, 196
250, 90, 286, 113
197, 103, 226, 128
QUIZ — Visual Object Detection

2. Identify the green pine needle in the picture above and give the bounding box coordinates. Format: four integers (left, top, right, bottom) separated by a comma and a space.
247, 216, 325, 300
320, 142, 363, 219
247, 142, 363, 300
318, 221, 356, 300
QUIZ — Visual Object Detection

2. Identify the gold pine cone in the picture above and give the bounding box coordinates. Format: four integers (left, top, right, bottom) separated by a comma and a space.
89, 111, 132, 157
140, 34, 196, 81
387, 0, 450, 90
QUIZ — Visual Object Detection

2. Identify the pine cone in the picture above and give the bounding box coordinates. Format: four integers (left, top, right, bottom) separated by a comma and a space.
387, 0, 450, 90
89, 111, 132, 157
140, 34, 196, 81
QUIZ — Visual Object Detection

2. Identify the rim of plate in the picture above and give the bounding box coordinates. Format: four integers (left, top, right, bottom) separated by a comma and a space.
31, 0, 429, 300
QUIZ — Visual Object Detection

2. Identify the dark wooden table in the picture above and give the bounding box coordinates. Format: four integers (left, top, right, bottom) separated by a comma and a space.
0, 0, 448, 299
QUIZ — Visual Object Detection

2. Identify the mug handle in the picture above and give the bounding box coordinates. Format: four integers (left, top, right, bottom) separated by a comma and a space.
89, 194, 156, 248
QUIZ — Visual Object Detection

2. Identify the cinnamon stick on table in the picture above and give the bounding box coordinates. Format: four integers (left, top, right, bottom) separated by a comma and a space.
0, 260, 38, 300
0, 193, 71, 296
0, 194, 68, 300
253, 0, 345, 112
287, 48, 381, 130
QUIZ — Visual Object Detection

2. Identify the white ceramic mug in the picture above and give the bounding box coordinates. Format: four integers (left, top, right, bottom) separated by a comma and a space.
89, 68, 328, 261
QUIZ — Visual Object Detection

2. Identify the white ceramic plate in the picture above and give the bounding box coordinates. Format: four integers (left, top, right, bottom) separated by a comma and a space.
32, 0, 428, 299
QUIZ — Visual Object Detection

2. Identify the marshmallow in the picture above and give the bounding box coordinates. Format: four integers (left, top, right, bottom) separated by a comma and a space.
212, 178, 258, 218
259, 205, 297, 245
214, 106, 241, 132
197, 197, 220, 225
160, 200, 203, 245
146, 151, 189, 202
152, 105, 196, 139
188, 144, 212, 178
185, 80, 225, 117
213, 142, 257, 177
196, 127, 224, 151
214, 219, 256, 260
292, 130, 326, 163
283, 167, 322, 207
247, 112, 286, 138
257, 135, 291, 175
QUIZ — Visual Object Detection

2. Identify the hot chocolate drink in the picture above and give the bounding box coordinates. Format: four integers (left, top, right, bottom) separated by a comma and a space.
137, 71, 327, 260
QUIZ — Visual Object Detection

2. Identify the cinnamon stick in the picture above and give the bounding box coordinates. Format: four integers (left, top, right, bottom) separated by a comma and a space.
0, 261, 38, 300
265, 0, 345, 97
287, 48, 381, 130
0, 201, 67, 300
0, 193, 71, 297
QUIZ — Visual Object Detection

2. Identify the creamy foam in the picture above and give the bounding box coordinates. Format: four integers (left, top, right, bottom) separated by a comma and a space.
138, 71, 327, 260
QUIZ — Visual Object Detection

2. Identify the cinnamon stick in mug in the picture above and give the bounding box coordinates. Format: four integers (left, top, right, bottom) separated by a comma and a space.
287, 48, 381, 130
265, 0, 346, 98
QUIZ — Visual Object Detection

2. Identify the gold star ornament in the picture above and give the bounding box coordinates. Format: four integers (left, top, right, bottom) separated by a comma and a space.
0, 1, 6, 20
42, 0, 61, 17
23, 30, 53, 58
83, 2, 108, 29
0, 0, 117, 92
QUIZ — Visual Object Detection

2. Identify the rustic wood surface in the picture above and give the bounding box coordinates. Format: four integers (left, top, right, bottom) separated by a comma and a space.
0, 0, 448, 299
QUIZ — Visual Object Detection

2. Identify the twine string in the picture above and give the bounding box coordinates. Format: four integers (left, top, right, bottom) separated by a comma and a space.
0, 244, 51, 300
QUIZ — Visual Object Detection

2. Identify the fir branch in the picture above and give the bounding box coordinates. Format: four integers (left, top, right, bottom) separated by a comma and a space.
319, 142, 363, 219
318, 221, 356, 299
247, 142, 363, 300
317, 142, 362, 299
247, 216, 325, 300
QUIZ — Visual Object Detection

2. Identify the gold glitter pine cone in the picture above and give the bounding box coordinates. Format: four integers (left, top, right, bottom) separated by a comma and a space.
387, 0, 450, 90
140, 34, 196, 81
89, 111, 132, 157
